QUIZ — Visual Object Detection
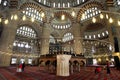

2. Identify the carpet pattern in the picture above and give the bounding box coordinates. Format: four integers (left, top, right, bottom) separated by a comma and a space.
0, 66, 120, 80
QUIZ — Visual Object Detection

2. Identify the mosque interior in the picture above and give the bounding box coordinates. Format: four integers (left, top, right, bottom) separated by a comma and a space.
0, 0, 120, 74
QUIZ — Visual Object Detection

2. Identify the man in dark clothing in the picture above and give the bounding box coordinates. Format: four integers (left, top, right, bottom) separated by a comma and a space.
106, 61, 111, 74
22, 62, 25, 71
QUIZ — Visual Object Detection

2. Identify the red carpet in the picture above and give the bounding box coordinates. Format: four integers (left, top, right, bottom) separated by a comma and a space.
0, 66, 120, 80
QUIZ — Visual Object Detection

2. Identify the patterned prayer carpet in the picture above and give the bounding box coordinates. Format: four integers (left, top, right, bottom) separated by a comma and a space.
0, 66, 120, 80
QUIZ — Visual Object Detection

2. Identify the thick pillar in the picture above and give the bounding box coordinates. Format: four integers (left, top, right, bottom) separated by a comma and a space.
0, 23, 17, 52
0, 12, 18, 66
40, 23, 50, 54
106, 23, 114, 51
57, 54, 71, 76
114, 26, 120, 52
72, 23, 83, 54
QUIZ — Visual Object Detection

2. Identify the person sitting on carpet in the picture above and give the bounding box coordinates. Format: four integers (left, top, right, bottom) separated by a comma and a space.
95, 66, 101, 74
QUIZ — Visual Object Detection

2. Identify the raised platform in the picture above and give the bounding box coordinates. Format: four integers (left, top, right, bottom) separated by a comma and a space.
39, 53, 86, 66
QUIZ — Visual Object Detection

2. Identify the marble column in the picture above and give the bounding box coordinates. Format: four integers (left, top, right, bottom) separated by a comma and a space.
72, 23, 83, 54
57, 54, 71, 76
40, 23, 50, 55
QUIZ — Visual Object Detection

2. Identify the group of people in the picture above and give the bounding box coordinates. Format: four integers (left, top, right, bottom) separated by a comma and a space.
17, 62, 25, 72
95, 61, 111, 74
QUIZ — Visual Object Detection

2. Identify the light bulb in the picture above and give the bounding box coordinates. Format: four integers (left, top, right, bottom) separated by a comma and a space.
81, 13, 85, 19
41, 12, 45, 18
0, 18, 2, 22
106, 14, 108, 19
31, 17, 34, 22
109, 17, 113, 23
4, 19, 9, 24
14, 14, 18, 20
61, 14, 65, 20
118, 20, 120, 26
72, 11, 75, 17
92, 17, 96, 23
100, 13, 104, 19
11, 15, 14, 20
22, 15, 26, 21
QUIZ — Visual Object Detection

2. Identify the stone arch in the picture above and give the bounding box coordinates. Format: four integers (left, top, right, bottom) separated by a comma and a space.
39, 60, 43, 64
73, 60, 79, 65
69, 60, 72, 65
80, 60, 85, 66
52, 60, 57, 67
45, 60, 51, 66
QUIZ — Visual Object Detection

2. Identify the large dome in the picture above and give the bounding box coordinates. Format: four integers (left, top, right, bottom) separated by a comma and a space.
35, 0, 88, 8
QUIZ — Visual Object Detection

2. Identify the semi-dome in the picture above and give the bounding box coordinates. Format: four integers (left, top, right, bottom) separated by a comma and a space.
51, 14, 72, 29
85, 23, 105, 32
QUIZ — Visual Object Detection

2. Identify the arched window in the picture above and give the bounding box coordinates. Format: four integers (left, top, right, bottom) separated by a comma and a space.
0, 0, 2, 4
0, 0, 9, 8
13, 26, 40, 54
114, 0, 120, 6
81, 7, 101, 21
62, 33, 74, 42
52, 24, 71, 30
16, 26, 36, 38
49, 35, 55, 43
22, 7, 43, 22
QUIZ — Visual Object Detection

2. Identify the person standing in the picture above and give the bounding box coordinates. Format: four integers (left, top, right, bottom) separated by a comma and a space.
17, 62, 22, 72
106, 61, 111, 74
22, 62, 25, 71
